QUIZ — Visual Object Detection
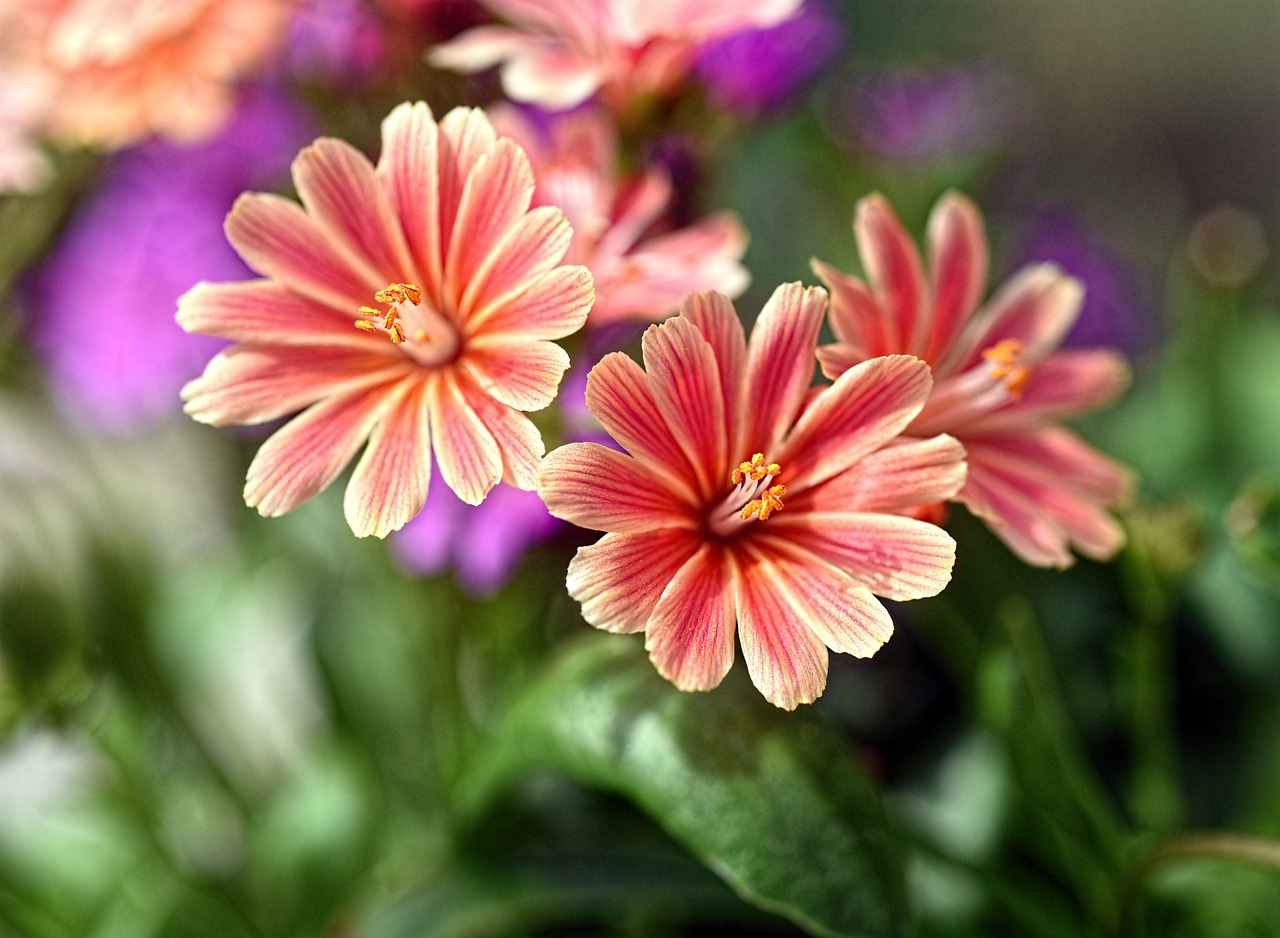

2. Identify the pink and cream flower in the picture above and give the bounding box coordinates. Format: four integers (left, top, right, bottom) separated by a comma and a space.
179, 102, 593, 537
491, 103, 748, 324
538, 284, 965, 710
814, 191, 1132, 568
428, 0, 803, 113
0, 0, 293, 148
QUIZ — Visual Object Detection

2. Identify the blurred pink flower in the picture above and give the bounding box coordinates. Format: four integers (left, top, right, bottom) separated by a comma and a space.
0, 0, 292, 149
429, 0, 802, 113
179, 102, 593, 537
539, 284, 964, 710
814, 192, 1132, 568
492, 103, 748, 324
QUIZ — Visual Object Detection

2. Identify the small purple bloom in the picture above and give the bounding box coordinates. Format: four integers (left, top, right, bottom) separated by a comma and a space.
23, 89, 314, 435
695, 0, 844, 113
286, 0, 385, 87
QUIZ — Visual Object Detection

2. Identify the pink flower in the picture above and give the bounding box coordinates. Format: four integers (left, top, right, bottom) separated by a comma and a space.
814, 192, 1132, 568
428, 0, 803, 113
179, 102, 593, 537
538, 284, 965, 710
1, 0, 293, 148
491, 103, 748, 324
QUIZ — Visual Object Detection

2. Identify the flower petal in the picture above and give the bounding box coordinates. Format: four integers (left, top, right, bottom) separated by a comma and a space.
946, 264, 1082, 374
959, 462, 1075, 568
244, 382, 400, 518
567, 528, 701, 633
645, 544, 737, 692
855, 193, 928, 353
766, 511, 956, 602
224, 192, 374, 311
539, 441, 695, 532
924, 191, 988, 363
734, 550, 829, 710
377, 102, 444, 301
461, 207, 576, 327
680, 289, 747, 430
968, 427, 1131, 505
781, 354, 932, 492
501, 44, 609, 110
177, 280, 366, 347
468, 264, 595, 340
463, 336, 569, 412
344, 379, 431, 537
793, 434, 968, 514
739, 281, 826, 457
969, 348, 1131, 431
427, 371, 503, 505
812, 257, 893, 364
437, 107, 499, 261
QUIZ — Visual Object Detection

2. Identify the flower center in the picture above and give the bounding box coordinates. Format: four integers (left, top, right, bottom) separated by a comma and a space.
354, 283, 459, 365
981, 338, 1031, 399
707, 453, 787, 538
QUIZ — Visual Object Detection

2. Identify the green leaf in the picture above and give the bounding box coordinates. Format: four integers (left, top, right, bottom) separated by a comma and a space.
464, 635, 909, 938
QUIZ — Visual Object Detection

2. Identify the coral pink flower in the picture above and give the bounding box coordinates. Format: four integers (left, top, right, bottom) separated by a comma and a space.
0, 0, 292, 148
491, 103, 748, 324
429, 0, 803, 113
539, 284, 965, 710
179, 102, 593, 537
814, 191, 1132, 568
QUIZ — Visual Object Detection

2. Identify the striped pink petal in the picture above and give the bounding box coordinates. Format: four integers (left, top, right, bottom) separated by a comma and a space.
539, 442, 695, 532
793, 434, 967, 514
567, 528, 701, 633
462, 208, 575, 327
376, 102, 443, 300
427, 372, 502, 505
924, 191, 988, 363
680, 289, 747, 425
463, 336, 570, 411
968, 349, 1131, 431
645, 544, 738, 692
972, 426, 1131, 505
459, 370, 546, 490
945, 265, 1082, 375
437, 108, 500, 261
812, 257, 893, 364
469, 265, 595, 340
177, 280, 366, 348
344, 380, 432, 538
855, 193, 929, 353
959, 462, 1075, 568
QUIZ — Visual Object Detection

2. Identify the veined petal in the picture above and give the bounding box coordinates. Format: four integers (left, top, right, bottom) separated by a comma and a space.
181, 344, 409, 426
967, 348, 1131, 431
463, 336, 569, 412
293, 137, 417, 290
427, 371, 503, 505
377, 102, 444, 301
583, 352, 700, 502
947, 264, 1082, 374
855, 193, 928, 353
437, 107, 499, 262
680, 289, 747, 427
959, 462, 1074, 568
225, 192, 375, 311
539, 441, 695, 532
567, 528, 701, 633
766, 512, 956, 602
645, 543, 737, 692
780, 354, 932, 492
745, 541, 896, 656
925, 191, 988, 364
460, 371, 546, 490
461, 207, 575, 328
739, 281, 825, 456
792, 434, 967, 514
177, 280, 366, 347
344, 379, 431, 538
244, 382, 400, 518
734, 551, 829, 710
812, 257, 893, 364
469, 265, 595, 340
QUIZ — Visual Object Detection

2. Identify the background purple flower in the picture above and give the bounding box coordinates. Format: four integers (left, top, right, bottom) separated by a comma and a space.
695, 0, 845, 113
286, 0, 385, 87
22, 89, 314, 435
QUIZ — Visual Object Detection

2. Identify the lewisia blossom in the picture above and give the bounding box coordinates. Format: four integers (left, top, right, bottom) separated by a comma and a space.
179, 102, 593, 537
491, 104, 748, 324
428, 0, 803, 113
814, 192, 1131, 568
539, 284, 966, 710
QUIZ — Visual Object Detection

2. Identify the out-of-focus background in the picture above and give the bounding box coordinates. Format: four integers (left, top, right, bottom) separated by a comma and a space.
2, 1, 1279, 936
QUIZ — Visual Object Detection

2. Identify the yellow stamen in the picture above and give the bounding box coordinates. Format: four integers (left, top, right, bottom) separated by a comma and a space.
741, 484, 787, 521
355, 283, 423, 345
732, 453, 782, 485
982, 338, 1031, 399
375, 283, 422, 306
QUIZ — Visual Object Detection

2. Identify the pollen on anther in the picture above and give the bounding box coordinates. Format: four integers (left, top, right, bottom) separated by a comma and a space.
982, 338, 1031, 399
732, 453, 780, 485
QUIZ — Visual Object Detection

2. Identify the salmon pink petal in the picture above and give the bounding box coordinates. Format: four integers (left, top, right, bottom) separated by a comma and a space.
739, 282, 826, 456
970, 349, 1131, 431
540, 442, 694, 532
182, 345, 409, 426
177, 280, 366, 347
960, 463, 1074, 568
734, 552, 829, 710
645, 544, 737, 692
679, 289, 747, 420
463, 337, 569, 412
460, 371, 546, 490
293, 137, 417, 289
584, 352, 700, 501
948, 265, 1082, 373
501, 45, 610, 109
225, 192, 376, 311
427, 26, 538, 73
245, 382, 399, 518
925, 191, 988, 363
344, 380, 432, 538
470, 265, 595, 340
855, 193, 928, 352
377, 102, 444, 299
745, 542, 895, 656
781, 354, 933, 491
642, 316, 727, 498
794, 435, 967, 513
567, 528, 701, 633
767, 512, 956, 602
437, 107, 499, 259
427, 372, 502, 505
444, 139, 536, 311
461, 208, 575, 326
812, 257, 892, 363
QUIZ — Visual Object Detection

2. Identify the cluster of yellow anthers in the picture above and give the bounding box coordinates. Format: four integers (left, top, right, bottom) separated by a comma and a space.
982, 338, 1031, 398
732, 453, 787, 522
355, 283, 423, 344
